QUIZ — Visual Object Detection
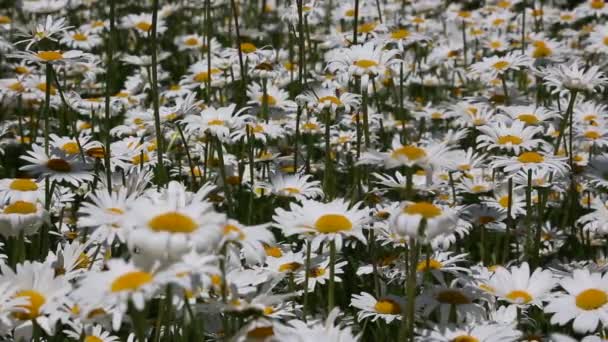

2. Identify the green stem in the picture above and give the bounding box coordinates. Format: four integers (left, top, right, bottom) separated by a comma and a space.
302, 239, 312, 321
150, 0, 167, 185
328, 239, 336, 311
103, 0, 115, 192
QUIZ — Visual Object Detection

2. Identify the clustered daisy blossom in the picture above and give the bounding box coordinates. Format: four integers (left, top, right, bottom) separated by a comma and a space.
0, 0, 608, 341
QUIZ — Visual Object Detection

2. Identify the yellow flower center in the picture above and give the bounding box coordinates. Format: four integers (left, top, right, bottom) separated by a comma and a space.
15, 66, 28, 74
9, 179, 38, 191
260, 94, 277, 106
314, 214, 353, 233
111, 271, 153, 292
436, 289, 472, 304
241, 42, 257, 54
498, 195, 510, 208
148, 212, 197, 233
354, 59, 378, 69
391, 29, 410, 39
9, 82, 24, 92
75, 253, 91, 269
131, 153, 150, 165
247, 326, 274, 338
281, 187, 301, 195
73, 32, 88, 41
264, 245, 283, 258
404, 202, 442, 219
585, 131, 601, 140
505, 290, 533, 304
517, 114, 539, 124
392, 145, 427, 160
0, 15, 11, 24
135, 21, 152, 31
61, 142, 80, 154
208, 119, 225, 126
576, 288, 608, 310
86, 147, 106, 159
358, 22, 377, 33
497, 135, 523, 145
193, 69, 221, 82
223, 224, 245, 240
84, 336, 103, 342
184, 37, 199, 46
492, 60, 510, 70
532, 41, 552, 58
4, 201, 37, 214
591, 0, 605, 10
14, 290, 46, 320
453, 335, 479, 342
471, 185, 488, 193
303, 122, 318, 130
458, 11, 471, 18
479, 216, 495, 224
517, 151, 544, 164
318, 95, 342, 106
489, 41, 502, 49
37, 51, 63, 61
47, 158, 72, 172
278, 262, 301, 272
309, 266, 326, 277
417, 259, 442, 272
374, 299, 401, 314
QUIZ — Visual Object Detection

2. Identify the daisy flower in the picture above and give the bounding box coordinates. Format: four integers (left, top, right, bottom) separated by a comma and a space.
221, 219, 274, 265
120, 13, 167, 35
0, 178, 44, 202
273, 198, 369, 251
417, 322, 522, 342
125, 181, 225, 263
0, 260, 70, 335
491, 150, 569, 175
182, 103, 249, 142
247, 82, 297, 113
470, 52, 532, 80
390, 201, 459, 243
360, 137, 454, 170
544, 268, 608, 334
296, 87, 361, 114
295, 255, 347, 291
350, 292, 405, 323
75, 258, 160, 331
20, 144, 94, 186
0, 199, 48, 238
488, 262, 555, 307
274, 308, 358, 341
476, 120, 549, 154
9, 49, 89, 66
418, 280, 487, 324
267, 172, 323, 201
498, 105, 558, 126
542, 60, 608, 95
60, 30, 103, 50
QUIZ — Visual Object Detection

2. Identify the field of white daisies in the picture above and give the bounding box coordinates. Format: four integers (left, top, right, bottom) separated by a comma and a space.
5, 0, 608, 341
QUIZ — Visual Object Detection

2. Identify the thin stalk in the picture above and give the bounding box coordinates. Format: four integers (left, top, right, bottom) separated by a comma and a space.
553, 90, 577, 154
328, 239, 336, 311
323, 109, 333, 200
302, 239, 312, 321
216, 136, 233, 215
230, 0, 246, 100
104, 0, 115, 192
150, 0, 167, 185
406, 238, 418, 341
353, 0, 359, 44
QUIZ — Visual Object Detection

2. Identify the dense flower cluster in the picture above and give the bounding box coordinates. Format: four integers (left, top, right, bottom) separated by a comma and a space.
1, 0, 608, 341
